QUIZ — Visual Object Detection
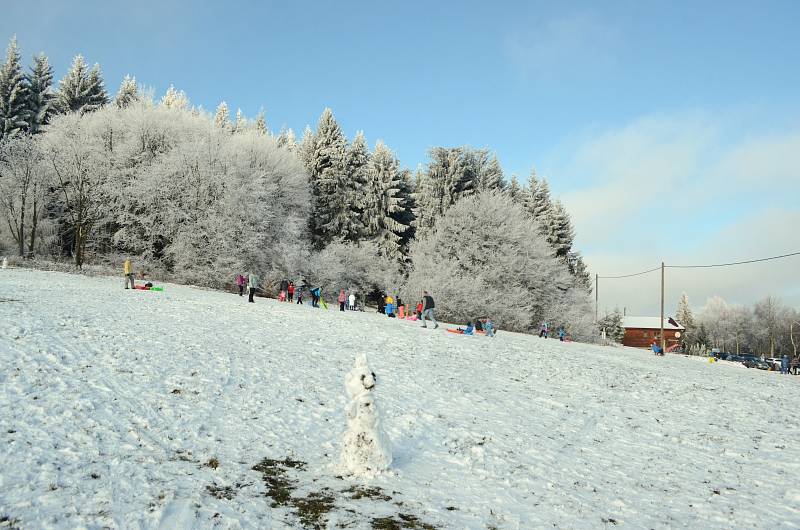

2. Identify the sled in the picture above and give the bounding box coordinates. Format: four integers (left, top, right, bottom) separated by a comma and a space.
446, 328, 474, 335
150, 286, 163, 292
320, 297, 328, 310
134, 285, 149, 290
398, 306, 405, 318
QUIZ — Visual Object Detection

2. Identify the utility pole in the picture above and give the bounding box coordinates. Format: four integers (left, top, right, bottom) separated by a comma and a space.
660, 261, 665, 354
595, 273, 599, 322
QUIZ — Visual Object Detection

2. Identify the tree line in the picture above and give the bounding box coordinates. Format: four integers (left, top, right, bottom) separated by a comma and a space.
0, 37, 595, 338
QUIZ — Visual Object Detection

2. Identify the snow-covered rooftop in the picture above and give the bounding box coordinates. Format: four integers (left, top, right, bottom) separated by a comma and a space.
622, 316, 685, 330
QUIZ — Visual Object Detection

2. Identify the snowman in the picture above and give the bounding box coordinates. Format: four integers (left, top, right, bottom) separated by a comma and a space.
340, 353, 392, 476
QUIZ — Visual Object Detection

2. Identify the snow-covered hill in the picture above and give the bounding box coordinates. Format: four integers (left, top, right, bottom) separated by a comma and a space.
1, 269, 798, 529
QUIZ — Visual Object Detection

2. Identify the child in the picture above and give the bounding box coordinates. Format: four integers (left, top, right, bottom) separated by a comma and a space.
558, 327, 566, 342
296, 285, 304, 305
348, 292, 356, 311
236, 273, 246, 296
385, 294, 394, 317
338, 289, 347, 311
288, 281, 295, 303
484, 318, 495, 337
457, 321, 475, 335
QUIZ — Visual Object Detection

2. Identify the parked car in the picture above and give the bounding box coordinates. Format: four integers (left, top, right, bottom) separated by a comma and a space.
727, 354, 769, 369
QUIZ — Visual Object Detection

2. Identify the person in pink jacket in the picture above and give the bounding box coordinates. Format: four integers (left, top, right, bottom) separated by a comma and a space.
338, 289, 347, 312
235, 273, 246, 296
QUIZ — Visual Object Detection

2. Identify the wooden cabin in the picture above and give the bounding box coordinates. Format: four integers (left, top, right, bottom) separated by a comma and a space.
622, 316, 685, 349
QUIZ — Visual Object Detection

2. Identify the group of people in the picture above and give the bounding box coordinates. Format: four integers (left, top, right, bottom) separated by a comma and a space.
538, 321, 567, 341
454, 318, 496, 337
377, 291, 439, 329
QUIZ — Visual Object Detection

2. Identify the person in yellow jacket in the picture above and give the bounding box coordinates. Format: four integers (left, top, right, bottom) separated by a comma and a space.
124, 258, 135, 289
385, 294, 395, 317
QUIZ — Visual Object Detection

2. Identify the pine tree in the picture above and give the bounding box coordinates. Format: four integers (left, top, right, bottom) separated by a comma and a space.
475, 152, 504, 190
599, 308, 625, 343
160, 84, 188, 110
343, 131, 370, 240
56, 55, 108, 114
567, 251, 592, 292
0, 36, 28, 140
283, 128, 296, 151
393, 167, 416, 253
521, 168, 539, 213
363, 141, 407, 260
531, 176, 553, 225
298, 125, 315, 173
213, 101, 230, 129
254, 110, 267, 135
414, 147, 468, 234
25, 53, 54, 134
115, 75, 139, 109
547, 199, 575, 258
506, 174, 522, 203
309, 108, 348, 246
234, 108, 246, 132
675, 292, 695, 349
85, 63, 108, 111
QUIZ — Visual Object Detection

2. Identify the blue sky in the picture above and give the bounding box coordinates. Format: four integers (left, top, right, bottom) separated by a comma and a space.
3, 0, 799, 313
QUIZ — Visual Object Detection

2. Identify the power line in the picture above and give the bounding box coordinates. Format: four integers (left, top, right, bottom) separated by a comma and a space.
666, 251, 800, 269
598, 266, 661, 279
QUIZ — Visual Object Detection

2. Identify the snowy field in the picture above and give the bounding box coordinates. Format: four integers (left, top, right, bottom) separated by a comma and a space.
1, 268, 799, 530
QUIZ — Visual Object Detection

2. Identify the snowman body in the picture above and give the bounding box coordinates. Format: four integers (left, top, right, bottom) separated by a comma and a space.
340, 354, 392, 475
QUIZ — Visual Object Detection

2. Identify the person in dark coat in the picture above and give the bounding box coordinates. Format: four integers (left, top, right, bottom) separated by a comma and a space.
420, 291, 438, 329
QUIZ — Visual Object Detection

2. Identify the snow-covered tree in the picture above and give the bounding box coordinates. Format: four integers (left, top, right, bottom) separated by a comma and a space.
547, 199, 575, 258
0, 135, 49, 256
753, 296, 787, 357
363, 141, 407, 259
160, 84, 188, 110
598, 308, 625, 343
506, 174, 522, 203
254, 110, 267, 135
25, 53, 55, 134
297, 125, 315, 173
56, 55, 108, 114
0, 36, 28, 140
521, 168, 539, 213
405, 191, 593, 335
675, 292, 695, 348
530, 176, 553, 226
41, 112, 110, 267
115, 75, 139, 109
481, 153, 504, 190
234, 108, 246, 132
341, 130, 370, 240
308, 108, 348, 246
413, 147, 462, 234
213, 101, 230, 130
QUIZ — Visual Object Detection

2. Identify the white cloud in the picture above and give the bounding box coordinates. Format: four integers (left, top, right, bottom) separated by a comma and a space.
552, 112, 800, 315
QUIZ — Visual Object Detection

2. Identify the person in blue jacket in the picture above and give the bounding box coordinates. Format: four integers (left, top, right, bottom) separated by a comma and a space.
310, 286, 321, 308
651, 340, 663, 355
781, 354, 790, 374
558, 327, 566, 342
457, 321, 475, 335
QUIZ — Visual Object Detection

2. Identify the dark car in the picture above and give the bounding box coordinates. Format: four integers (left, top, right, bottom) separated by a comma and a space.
729, 354, 769, 369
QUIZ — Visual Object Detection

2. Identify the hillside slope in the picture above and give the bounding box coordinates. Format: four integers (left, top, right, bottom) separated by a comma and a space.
1, 269, 799, 529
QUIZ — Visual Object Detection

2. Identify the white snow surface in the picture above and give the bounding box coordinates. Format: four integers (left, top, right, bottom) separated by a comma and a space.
1, 268, 799, 529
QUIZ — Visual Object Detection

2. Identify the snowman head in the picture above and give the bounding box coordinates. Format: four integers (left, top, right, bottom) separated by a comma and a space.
346, 354, 377, 398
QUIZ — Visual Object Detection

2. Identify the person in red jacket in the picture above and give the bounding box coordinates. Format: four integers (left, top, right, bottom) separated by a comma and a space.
287, 281, 295, 302
338, 289, 347, 311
